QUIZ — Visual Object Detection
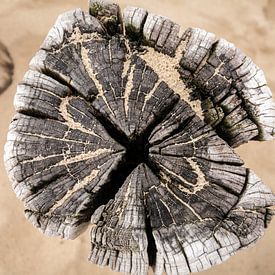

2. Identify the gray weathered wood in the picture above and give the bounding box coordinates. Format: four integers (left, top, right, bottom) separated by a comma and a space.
123, 7, 148, 39
89, 0, 123, 35
180, 29, 275, 147
89, 164, 149, 274
4, 1, 275, 274
0, 41, 13, 93
124, 7, 182, 56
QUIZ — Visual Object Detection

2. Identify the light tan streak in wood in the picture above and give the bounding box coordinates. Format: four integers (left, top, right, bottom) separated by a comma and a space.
60, 96, 101, 138
47, 169, 100, 214
19, 147, 113, 175
81, 46, 115, 117
160, 180, 203, 221
141, 41, 203, 119
206, 61, 230, 83
22, 155, 45, 163
50, 27, 102, 54
232, 207, 258, 214
186, 157, 209, 193
123, 59, 134, 117
141, 79, 161, 113
59, 148, 112, 166
159, 154, 209, 195
67, 27, 100, 44
159, 170, 191, 196
20, 153, 65, 164
158, 163, 194, 188
160, 133, 208, 149
159, 198, 176, 224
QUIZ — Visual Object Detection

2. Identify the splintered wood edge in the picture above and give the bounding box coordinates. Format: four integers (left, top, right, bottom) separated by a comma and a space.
31, 3, 275, 147
122, 6, 275, 146
4, 1, 275, 275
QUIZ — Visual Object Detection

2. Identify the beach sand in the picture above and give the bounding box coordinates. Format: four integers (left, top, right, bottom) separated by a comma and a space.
0, 0, 274, 274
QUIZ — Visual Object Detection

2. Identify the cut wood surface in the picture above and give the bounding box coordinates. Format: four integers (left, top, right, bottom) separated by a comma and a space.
4, 1, 275, 275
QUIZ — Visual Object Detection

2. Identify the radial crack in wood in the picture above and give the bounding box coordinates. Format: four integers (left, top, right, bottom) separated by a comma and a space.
180, 29, 275, 146
89, 164, 149, 274
142, 166, 275, 275
4, 2, 275, 275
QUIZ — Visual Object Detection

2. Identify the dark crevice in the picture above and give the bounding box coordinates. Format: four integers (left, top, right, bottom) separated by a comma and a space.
125, 11, 148, 43
150, 113, 196, 147
211, 181, 240, 197
237, 168, 251, 203
29, 173, 66, 195
145, 215, 157, 266
139, 94, 180, 144
195, 155, 244, 166
145, 157, 163, 182
78, 144, 149, 223
163, 114, 195, 139
87, 106, 130, 147
175, 234, 191, 273
81, 91, 179, 266
40, 69, 76, 96
80, 125, 151, 210
18, 109, 62, 121
139, 12, 148, 39
212, 168, 250, 233
178, 36, 263, 146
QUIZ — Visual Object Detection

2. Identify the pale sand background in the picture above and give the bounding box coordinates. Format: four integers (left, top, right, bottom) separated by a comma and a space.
0, 0, 275, 274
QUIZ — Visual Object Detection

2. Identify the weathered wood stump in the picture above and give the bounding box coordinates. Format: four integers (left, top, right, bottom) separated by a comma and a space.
0, 41, 13, 93
4, 1, 275, 274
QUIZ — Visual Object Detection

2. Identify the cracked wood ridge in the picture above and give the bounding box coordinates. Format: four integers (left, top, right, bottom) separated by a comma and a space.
4, 1, 275, 274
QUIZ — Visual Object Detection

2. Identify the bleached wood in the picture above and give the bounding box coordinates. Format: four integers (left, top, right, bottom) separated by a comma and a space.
3, 2, 275, 275
180, 29, 275, 146
123, 7, 148, 39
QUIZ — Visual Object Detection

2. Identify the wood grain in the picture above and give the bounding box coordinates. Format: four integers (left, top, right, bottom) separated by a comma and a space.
4, 1, 275, 274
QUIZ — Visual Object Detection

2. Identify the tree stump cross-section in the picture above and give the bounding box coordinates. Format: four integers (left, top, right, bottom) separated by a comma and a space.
4, 1, 275, 274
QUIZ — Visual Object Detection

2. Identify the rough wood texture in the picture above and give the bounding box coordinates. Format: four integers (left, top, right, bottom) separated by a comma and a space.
4, 1, 275, 275
180, 29, 275, 147
0, 41, 13, 93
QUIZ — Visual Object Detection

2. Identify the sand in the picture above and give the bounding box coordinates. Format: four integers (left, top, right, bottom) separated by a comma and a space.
0, 0, 274, 274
